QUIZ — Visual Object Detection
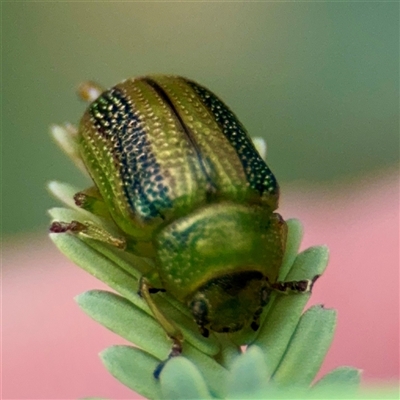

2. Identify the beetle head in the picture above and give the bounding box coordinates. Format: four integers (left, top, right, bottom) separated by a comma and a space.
188, 271, 268, 335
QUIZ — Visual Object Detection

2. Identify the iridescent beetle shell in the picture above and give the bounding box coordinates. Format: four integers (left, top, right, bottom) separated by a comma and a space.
79, 76, 279, 236
77, 75, 287, 335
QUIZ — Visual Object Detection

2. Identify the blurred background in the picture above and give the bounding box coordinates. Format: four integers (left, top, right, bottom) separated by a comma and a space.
3, 2, 398, 399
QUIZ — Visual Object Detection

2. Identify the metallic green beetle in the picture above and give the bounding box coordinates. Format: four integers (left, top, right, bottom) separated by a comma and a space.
50, 75, 316, 374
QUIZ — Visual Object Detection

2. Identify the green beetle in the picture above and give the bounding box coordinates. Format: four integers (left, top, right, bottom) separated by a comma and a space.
50, 75, 316, 375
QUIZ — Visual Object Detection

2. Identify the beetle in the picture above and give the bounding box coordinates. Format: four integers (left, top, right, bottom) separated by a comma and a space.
50, 75, 317, 376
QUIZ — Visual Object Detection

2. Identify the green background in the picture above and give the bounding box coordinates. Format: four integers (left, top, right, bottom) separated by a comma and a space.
2, 1, 398, 237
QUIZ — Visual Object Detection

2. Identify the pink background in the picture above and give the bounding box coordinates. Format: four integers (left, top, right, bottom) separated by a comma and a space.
3, 169, 399, 399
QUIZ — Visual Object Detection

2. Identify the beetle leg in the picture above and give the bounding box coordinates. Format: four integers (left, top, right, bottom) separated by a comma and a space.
152, 339, 183, 379
50, 217, 156, 257
139, 277, 184, 378
49, 220, 126, 249
270, 275, 320, 294
74, 187, 111, 218
137, 275, 165, 295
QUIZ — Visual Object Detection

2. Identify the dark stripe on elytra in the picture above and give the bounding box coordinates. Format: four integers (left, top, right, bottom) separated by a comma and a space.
142, 77, 217, 197
89, 87, 172, 219
186, 79, 279, 199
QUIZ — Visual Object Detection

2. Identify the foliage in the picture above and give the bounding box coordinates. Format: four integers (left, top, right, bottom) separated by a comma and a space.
48, 184, 365, 399
48, 127, 397, 399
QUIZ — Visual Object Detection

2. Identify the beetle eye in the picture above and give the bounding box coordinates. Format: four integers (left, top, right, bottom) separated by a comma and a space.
261, 285, 271, 306
189, 298, 209, 334
189, 299, 208, 320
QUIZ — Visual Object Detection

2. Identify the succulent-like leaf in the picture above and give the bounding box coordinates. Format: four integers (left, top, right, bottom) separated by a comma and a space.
50, 124, 88, 175
279, 218, 304, 281
253, 246, 330, 375
76, 289, 227, 397
76, 290, 171, 360
48, 181, 82, 209
48, 193, 371, 399
100, 346, 162, 399
160, 357, 212, 399
226, 346, 269, 398
313, 366, 362, 391
272, 305, 337, 386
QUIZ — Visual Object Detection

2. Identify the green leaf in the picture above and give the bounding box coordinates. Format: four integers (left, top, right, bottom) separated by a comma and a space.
76, 290, 171, 360
50, 232, 146, 310
313, 366, 362, 391
47, 181, 82, 209
272, 305, 337, 386
101, 344, 226, 399
182, 346, 228, 398
50, 124, 88, 175
285, 245, 329, 282
76, 289, 224, 379
213, 336, 242, 369
226, 346, 269, 399
160, 357, 212, 400
253, 246, 329, 375
279, 219, 304, 281
235, 385, 400, 400
355, 387, 400, 399
75, 289, 227, 397
48, 179, 367, 399
100, 345, 162, 400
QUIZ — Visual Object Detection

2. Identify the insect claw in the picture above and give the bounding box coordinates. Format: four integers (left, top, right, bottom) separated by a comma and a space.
49, 220, 85, 233
153, 338, 182, 379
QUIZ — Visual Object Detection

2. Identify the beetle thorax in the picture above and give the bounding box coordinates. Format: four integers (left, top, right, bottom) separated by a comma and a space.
188, 271, 268, 334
